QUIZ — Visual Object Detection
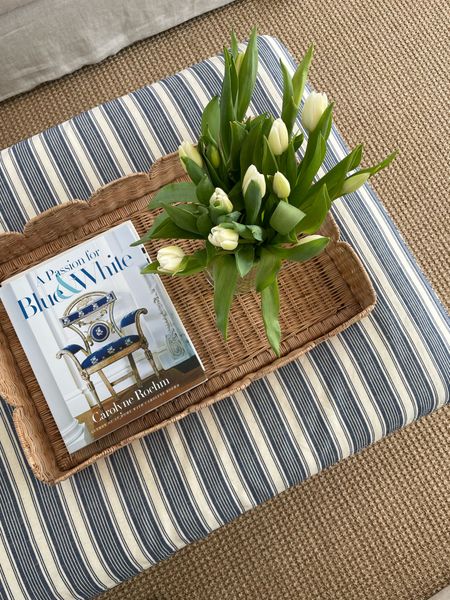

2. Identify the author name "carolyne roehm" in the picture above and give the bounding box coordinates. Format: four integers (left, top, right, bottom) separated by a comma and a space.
92, 377, 171, 423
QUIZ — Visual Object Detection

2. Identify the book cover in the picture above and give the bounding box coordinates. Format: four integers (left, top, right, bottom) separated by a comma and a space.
0, 221, 206, 453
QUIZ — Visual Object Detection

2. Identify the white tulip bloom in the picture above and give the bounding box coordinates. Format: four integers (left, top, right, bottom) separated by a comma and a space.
302, 92, 328, 132
242, 164, 266, 197
178, 141, 203, 170
273, 171, 291, 199
268, 118, 289, 156
208, 225, 239, 251
341, 172, 370, 195
209, 188, 233, 213
157, 246, 186, 273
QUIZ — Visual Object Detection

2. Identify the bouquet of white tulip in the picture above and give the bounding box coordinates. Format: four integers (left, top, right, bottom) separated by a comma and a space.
135, 28, 395, 355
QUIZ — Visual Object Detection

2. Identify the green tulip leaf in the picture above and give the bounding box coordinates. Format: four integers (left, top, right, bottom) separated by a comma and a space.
246, 113, 267, 131
235, 245, 255, 277
261, 279, 281, 356
280, 60, 293, 105
303, 144, 363, 205
131, 211, 168, 245
290, 133, 327, 207
320, 102, 334, 140
261, 193, 278, 227
220, 47, 235, 157
261, 114, 275, 139
295, 102, 333, 171
196, 174, 215, 204
216, 211, 241, 225
330, 150, 396, 201
145, 215, 204, 240
203, 125, 220, 153
269, 201, 305, 235
228, 180, 244, 210
244, 179, 263, 224
236, 27, 258, 121
240, 119, 262, 175
209, 206, 226, 224
358, 150, 398, 177
301, 101, 333, 163
140, 261, 160, 274
229, 222, 264, 241
292, 44, 314, 107
262, 136, 278, 175
255, 248, 282, 292
148, 182, 198, 209
181, 156, 205, 185
219, 221, 240, 230
196, 212, 213, 235
164, 203, 201, 234
246, 224, 265, 241
293, 132, 304, 152
280, 60, 297, 134
274, 235, 330, 262
174, 249, 208, 277
296, 184, 330, 234
213, 254, 238, 339
201, 96, 220, 145
205, 239, 219, 263
285, 141, 297, 186
230, 121, 248, 171
203, 154, 227, 189
348, 144, 364, 170
229, 55, 239, 105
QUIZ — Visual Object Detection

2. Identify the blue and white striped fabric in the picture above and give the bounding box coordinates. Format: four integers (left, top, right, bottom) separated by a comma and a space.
0, 36, 448, 600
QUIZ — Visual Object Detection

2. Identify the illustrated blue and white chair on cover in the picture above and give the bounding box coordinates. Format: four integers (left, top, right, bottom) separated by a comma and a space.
56, 291, 159, 411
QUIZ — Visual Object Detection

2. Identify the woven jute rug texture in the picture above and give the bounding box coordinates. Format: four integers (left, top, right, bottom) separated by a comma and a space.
0, 0, 449, 598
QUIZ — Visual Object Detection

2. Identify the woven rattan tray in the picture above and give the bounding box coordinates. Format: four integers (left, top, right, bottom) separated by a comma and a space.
0, 153, 376, 483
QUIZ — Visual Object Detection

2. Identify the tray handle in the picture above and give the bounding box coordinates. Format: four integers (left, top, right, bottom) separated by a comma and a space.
0, 323, 30, 407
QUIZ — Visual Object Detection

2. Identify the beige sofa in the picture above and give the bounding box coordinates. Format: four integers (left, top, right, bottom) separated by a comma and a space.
0, 0, 234, 100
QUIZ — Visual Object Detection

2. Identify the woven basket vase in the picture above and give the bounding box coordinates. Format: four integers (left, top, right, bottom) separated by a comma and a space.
0, 153, 376, 483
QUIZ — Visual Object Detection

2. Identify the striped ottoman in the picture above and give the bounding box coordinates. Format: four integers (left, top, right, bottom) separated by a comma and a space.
0, 36, 448, 600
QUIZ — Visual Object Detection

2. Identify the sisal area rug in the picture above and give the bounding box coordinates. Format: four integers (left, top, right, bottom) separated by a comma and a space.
0, 0, 448, 598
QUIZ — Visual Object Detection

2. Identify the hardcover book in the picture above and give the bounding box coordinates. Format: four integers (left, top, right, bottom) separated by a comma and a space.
0, 221, 206, 453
